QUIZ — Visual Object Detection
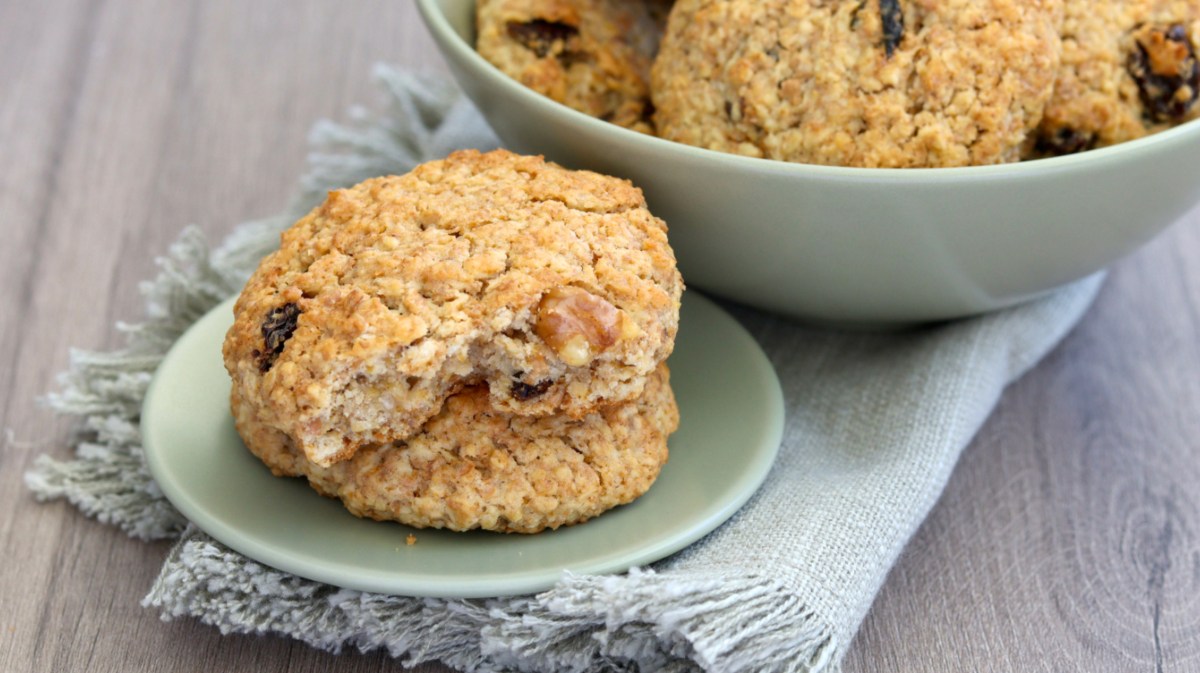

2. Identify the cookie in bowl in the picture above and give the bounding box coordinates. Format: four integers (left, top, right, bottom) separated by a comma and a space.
650, 0, 1065, 167
475, 0, 673, 133
222, 149, 683, 468
1029, 0, 1200, 156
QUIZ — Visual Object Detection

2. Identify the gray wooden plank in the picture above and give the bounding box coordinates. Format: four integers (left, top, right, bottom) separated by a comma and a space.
0, 0, 124, 670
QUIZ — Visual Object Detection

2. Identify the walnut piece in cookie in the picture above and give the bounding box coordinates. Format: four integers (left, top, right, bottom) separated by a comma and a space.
222, 149, 682, 468
535, 286, 630, 367
651, 0, 1065, 167
475, 0, 672, 133
233, 364, 678, 534
1030, 1, 1200, 158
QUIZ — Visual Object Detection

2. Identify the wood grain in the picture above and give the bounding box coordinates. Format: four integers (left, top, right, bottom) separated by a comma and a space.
843, 218, 1200, 673
3, 1, 1199, 672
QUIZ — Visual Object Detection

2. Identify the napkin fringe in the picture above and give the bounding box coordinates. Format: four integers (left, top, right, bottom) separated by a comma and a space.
144, 531, 842, 673
481, 568, 840, 673
144, 528, 503, 671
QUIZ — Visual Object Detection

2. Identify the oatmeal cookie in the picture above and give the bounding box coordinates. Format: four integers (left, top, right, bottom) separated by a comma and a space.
223, 149, 682, 467
1029, 0, 1200, 157
651, 0, 1064, 167
233, 364, 678, 533
475, 0, 672, 133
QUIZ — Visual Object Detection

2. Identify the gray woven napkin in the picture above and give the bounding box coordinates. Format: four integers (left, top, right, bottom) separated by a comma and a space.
25, 66, 1103, 673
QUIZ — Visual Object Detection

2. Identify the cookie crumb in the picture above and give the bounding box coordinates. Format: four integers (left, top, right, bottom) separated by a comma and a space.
406, 534, 417, 546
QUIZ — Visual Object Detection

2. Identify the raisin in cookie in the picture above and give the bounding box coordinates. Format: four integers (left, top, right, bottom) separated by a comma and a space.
222, 149, 682, 467
233, 364, 677, 533
475, 0, 672, 133
651, 0, 1064, 167
1029, 1, 1200, 157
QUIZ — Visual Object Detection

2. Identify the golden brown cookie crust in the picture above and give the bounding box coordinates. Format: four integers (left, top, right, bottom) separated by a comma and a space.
651, 0, 1065, 167
1029, 1, 1200, 157
233, 364, 678, 533
475, 0, 671, 132
222, 149, 682, 467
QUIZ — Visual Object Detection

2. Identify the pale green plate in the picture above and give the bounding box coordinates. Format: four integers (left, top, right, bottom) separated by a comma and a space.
142, 292, 784, 598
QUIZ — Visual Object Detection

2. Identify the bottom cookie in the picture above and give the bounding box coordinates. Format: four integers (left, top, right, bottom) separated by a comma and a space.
232, 364, 677, 533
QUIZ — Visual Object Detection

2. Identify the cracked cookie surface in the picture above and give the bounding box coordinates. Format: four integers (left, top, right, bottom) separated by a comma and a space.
233, 364, 677, 533
475, 0, 672, 133
651, 0, 1064, 167
223, 149, 682, 467
1028, 0, 1200, 157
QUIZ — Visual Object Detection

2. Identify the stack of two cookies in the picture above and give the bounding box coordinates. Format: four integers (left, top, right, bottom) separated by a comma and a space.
222, 150, 684, 533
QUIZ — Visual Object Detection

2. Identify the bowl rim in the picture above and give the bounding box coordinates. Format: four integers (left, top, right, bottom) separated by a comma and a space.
417, 0, 1200, 181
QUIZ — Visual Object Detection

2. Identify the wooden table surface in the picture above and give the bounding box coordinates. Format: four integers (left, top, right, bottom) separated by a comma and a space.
4, 2, 1199, 671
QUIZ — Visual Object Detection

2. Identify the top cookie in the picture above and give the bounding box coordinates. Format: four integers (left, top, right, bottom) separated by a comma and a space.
223, 149, 682, 467
475, 0, 672, 133
651, 0, 1065, 167
1029, 0, 1200, 157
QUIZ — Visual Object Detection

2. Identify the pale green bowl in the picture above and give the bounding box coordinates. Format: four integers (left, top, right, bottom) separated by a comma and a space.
417, 0, 1200, 325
